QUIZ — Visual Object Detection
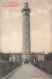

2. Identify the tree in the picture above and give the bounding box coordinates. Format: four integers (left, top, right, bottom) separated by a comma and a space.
45, 52, 52, 60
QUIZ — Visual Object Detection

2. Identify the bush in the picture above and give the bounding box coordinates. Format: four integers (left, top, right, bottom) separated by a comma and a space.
0, 61, 21, 78
45, 52, 52, 61
32, 61, 52, 75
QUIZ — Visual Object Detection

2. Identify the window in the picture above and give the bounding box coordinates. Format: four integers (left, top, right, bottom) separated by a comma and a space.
26, 39, 27, 42
26, 46, 27, 49
26, 25, 27, 27
26, 32, 27, 34
26, 17, 27, 21
26, 17, 27, 27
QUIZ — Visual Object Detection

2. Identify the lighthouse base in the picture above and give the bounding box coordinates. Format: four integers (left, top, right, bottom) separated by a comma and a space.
22, 53, 31, 63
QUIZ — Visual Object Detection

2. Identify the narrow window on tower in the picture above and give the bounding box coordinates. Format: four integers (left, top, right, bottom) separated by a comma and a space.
26, 17, 27, 27
26, 22, 27, 27
26, 46, 27, 49
26, 39, 27, 42
26, 32, 27, 34
26, 25, 27, 27
26, 17, 27, 21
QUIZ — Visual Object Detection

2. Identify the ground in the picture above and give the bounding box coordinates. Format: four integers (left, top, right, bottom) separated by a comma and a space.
7, 64, 52, 79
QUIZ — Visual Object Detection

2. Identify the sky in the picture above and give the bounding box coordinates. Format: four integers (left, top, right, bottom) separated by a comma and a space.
0, 0, 52, 53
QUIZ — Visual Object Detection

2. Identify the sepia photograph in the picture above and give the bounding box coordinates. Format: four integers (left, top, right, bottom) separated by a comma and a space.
0, 0, 52, 79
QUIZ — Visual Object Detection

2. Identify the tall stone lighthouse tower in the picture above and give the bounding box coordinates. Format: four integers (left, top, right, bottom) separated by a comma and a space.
22, 2, 31, 61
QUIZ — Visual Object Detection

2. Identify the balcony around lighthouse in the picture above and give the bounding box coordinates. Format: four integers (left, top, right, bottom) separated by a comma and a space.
22, 2, 31, 12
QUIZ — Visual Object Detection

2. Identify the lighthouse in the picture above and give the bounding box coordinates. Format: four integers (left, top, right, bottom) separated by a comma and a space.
22, 2, 31, 61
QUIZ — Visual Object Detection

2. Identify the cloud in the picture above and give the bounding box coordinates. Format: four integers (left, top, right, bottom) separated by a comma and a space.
36, 8, 49, 14
36, 9, 42, 14
11, 12, 21, 18
31, 12, 37, 16
31, 31, 50, 53
2, 11, 10, 19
